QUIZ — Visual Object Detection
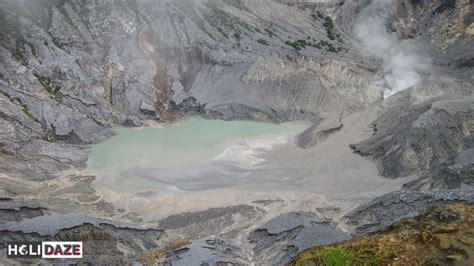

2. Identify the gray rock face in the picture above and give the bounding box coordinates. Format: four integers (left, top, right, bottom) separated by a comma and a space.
0, 207, 44, 223
248, 212, 350, 265
0, 220, 163, 265
392, 0, 474, 79
296, 114, 342, 149
162, 237, 249, 266
0, 212, 139, 236
0, 209, 165, 264
351, 93, 474, 189
157, 204, 263, 239
0, 0, 382, 181
122, 115, 143, 127
405, 148, 474, 190
139, 100, 156, 116
0, 199, 46, 223
344, 189, 474, 236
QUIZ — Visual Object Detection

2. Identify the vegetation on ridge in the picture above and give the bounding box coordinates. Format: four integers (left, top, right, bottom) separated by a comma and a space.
206, 4, 255, 40
34, 73, 62, 96
285, 38, 343, 53
293, 246, 398, 266
286, 10, 346, 53
257, 38, 269, 46
291, 204, 474, 266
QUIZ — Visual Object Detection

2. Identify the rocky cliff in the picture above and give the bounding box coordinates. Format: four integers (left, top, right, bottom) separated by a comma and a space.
349, 0, 474, 189
292, 203, 474, 265
0, 0, 386, 181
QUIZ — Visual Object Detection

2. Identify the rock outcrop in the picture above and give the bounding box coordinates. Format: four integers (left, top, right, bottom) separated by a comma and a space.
292, 203, 474, 265
0, 213, 163, 264
351, 92, 473, 189
248, 212, 350, 264
344, 189, 474, 235
296, 113, 342, 149
160, 237, 249, 266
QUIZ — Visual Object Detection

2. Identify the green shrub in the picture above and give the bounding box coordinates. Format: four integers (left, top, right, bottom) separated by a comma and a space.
285, 40, 300, 50
233, 32, 241, 40
294, 246, 397, 266
327, 43, 337, 53
323, 16, 334, 29
322, 16, 340, 41
35, 74, 61, 96
11, 97, 39, 122
265, 28, 276, 37
312, 43, 322, 49
317, 11, 325, 19
313, 247, 358, 266
205, 5, 255, 38
285, 39, 308, 49
257, 38, 269, 45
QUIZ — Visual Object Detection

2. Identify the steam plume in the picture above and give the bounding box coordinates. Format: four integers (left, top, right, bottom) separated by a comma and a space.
354, 0, 431, 98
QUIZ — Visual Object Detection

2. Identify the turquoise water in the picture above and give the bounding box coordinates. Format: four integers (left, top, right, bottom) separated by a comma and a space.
88, 117, 307, 191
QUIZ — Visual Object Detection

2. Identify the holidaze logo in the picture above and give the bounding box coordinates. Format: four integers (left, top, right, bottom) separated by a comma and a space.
7, 242, 83, 259
7, 242, 42, 258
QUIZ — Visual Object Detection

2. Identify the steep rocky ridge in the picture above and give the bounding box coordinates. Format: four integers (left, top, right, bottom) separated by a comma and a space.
344, 189, 474, 235
0, 0, 382, 181
0, 215, 164, 265
351, 90, 473, 188
293, 203, 474, 265
394, 0, 474, 74
1, 0, 469, 181
347, 0, 474, 190
248, 212, 350, 264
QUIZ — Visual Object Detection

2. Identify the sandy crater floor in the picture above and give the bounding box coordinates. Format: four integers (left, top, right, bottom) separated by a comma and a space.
87, 107, 413, 224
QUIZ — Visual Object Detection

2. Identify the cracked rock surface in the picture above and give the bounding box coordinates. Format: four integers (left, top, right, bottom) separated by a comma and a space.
248, 212, 350, 264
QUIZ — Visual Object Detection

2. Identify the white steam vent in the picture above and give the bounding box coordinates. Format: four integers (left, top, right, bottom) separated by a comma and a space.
354, 0, 431, 98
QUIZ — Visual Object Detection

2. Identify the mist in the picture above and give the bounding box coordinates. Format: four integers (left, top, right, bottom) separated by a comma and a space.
354, 0, 431, 98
